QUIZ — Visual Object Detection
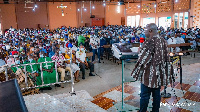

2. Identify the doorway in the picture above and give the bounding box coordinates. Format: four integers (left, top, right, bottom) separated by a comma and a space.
121, 17, 125, 26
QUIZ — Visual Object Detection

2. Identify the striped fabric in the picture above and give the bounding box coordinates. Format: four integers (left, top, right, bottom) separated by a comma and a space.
131, 35, 175, 88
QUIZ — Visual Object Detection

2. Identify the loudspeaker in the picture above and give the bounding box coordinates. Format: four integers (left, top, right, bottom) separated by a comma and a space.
0, 79, 28, 112
119, 0, 125, 5
3, 0, 9, 4
90, 15, 95, 18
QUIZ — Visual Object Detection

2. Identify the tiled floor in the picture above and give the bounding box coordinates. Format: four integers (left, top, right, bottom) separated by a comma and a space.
32, 53, 200, 111
90, 62, 200, 112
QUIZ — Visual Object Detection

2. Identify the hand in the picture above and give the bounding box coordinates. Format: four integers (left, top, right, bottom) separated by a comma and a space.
34, 73, 39, 77
138, 47, 140, 53
62, 65, 66, 69
49, 69, 53, 73
78, 58, 82, 63
85, 62, 88, 67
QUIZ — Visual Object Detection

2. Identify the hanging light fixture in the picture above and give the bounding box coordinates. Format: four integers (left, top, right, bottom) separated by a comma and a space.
118, 2, 120, 6
103, 0, 106, 7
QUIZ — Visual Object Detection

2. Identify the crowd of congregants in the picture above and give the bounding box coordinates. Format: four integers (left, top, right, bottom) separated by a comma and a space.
0, 25, 199, 90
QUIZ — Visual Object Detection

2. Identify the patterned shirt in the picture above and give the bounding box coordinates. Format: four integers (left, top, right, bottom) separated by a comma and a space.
90, 37, 100, 49
131, 35, 175, 88
51, 54, 65, 67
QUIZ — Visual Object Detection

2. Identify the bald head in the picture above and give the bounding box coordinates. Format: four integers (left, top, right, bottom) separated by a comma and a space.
145, 23, 158, 39
147, 23, 157, 33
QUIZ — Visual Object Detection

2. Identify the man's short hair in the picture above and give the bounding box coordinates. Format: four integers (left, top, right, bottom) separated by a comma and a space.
79, 43, 83, 46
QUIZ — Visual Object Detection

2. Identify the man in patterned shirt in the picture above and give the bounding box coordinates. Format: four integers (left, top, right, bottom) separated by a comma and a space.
131, 23, 174, 112
51, 49, 67, 83
90, 36, 100, 63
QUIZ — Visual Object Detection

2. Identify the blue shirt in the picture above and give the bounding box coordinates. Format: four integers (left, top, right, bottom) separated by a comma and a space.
68, 43, 73, 48
100, 39, 107, 46
181, 35, 185, 39
196, 34, 200, 39
40, 48, 47, 53
65, 35, 68, 39
49, 51, 55, 58
132, 37, 136, 41
140, 34, 146, 38
136, 35, 140, 41
0, 59, 5, 66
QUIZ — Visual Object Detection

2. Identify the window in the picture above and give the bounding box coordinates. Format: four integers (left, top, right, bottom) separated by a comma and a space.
143, 17, 155, 27
174, 13, 178, 28
174, 12, 188, 29
136, 15, 140, 27
158, 17, 171, 30
127, 15, 140, 27
184, 12, 188, 29
179, 13, 183, 28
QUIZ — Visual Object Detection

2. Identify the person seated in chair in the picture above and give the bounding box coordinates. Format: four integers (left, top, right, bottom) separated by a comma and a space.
37, 51, 57, 90
65, 48, 80, 83
23, 54, 39, 85
76, 44, 95, 79
11, 57, 23, 75
11, 57, 34, 89
51, 49, 67, 85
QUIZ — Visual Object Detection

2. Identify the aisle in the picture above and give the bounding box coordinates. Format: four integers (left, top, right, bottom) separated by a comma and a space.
91, 63, 200, 112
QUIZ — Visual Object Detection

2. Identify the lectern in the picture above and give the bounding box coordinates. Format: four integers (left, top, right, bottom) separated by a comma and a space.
112, 43, 141, 111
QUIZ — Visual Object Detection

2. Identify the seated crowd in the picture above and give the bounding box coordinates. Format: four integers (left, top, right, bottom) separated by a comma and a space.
0, 25, 199, 90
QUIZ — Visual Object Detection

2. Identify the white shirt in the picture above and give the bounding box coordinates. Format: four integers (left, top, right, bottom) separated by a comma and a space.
176, 37, 185, 44
57, 39, 61, 44
186, 35, 193, 39
6, 45, 11, 50
167, 37, 177, 44
0, 59, 5, 67
76, 50, 86, 63
71, 46, 77, 51
190, 40, 196, 48
60, 46, 66, 53
7, 58, 15, 67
